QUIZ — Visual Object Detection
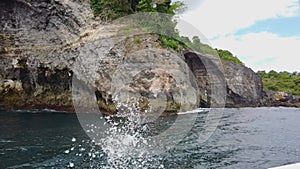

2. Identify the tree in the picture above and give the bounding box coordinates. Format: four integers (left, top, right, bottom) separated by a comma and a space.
260, 70, 300, 96
90, 0, 184, 21
258, 71, 267, 77
268, 70, 278, 78
90, 0, 136, 20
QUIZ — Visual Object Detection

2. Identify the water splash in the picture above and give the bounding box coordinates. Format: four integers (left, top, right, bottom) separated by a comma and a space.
66, 99, 166, 168
98, 102, 154, 168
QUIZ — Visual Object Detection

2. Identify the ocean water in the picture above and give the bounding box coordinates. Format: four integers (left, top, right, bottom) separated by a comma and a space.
0, 107, 300, 169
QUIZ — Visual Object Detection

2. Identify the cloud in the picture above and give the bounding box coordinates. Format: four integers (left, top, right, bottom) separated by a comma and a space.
179, 0, 204, 11
180, 0, 300, 38
176, 0, 300, 71
211, 32, 300, 72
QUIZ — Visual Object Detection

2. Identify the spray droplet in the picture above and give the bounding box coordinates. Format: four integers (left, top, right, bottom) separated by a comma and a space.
69, 162, 74, 168
71, 137, 76, 142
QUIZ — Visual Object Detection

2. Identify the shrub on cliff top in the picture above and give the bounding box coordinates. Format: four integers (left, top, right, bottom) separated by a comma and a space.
215, 49, 244, 65
90, 0, 184, 21
258, 70, 300, 96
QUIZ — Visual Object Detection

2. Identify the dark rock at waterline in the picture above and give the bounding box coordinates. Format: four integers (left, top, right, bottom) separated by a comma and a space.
0, 0, 299, 112
261, 90, 300, 107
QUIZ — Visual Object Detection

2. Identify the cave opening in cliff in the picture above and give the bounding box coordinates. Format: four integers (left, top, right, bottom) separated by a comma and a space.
183, 51, 211, 107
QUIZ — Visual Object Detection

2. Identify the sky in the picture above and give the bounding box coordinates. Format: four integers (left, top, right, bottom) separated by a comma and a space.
176, 0, 300, 72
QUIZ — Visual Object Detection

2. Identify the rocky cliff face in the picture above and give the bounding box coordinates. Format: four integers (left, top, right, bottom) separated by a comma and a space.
0, 0, 92, 111
0, 0, 272, 113
183, 51, 264, 108
223, 61, 264, 107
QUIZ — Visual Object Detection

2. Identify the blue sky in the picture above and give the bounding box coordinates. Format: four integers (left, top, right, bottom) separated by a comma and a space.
177, 0, 300, 72
235, 16, 300, 37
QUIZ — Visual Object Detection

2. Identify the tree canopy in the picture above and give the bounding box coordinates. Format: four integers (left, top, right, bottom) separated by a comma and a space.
258, 70, 300, 96
90, 0, 184, 21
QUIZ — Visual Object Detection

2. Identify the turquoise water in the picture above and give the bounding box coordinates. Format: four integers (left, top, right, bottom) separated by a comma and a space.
1, 107, 300, 169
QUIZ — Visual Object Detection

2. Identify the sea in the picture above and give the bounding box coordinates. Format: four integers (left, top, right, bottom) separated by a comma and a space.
0, 107, 300, 169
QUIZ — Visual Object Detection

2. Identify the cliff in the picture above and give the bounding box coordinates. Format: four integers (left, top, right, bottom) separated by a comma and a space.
0, 0, 93, 111
0, 0, 294, 113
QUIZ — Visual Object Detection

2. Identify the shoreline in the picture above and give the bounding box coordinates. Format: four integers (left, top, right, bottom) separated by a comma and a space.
1, 106, 300, 115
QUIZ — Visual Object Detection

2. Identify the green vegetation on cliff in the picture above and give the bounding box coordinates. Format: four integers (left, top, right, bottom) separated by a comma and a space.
90, 0, 244, 65
90, 0, 184, 21
216, 49, 243, 65
258, 70, 300, 96
176, 36, 244, 64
